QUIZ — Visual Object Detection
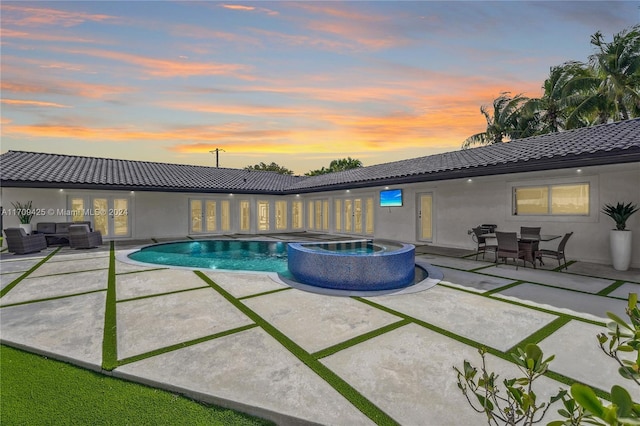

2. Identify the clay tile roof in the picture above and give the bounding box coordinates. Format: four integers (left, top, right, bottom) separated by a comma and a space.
2, 118, 639, 193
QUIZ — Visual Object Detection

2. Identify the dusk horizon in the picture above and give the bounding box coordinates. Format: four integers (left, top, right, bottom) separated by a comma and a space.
2, 1, 639, 175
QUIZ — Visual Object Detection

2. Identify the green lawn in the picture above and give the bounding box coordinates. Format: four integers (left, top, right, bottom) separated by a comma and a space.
0, 345, 273, 425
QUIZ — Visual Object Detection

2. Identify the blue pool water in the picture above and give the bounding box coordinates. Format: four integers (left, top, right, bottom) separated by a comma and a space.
128, 239, 430, 287
129, 240, 292, 277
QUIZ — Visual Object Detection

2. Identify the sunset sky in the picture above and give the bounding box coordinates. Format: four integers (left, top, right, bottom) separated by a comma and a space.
2, 1, 639, 174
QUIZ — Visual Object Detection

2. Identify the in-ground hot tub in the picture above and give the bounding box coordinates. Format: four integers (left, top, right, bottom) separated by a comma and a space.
287, 239, 415, 291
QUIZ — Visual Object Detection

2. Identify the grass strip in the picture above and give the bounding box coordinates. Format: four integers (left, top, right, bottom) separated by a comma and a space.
195, 271, 400, 426
0, 247, 61, 298
483, 280, 526, 295
102, 241, 118, 371
0, 289, 106, 308
553, 260, 576, 271
0, 344, 272, 426
117, 324, 259, 366
116, 267, 168, 276
117, 286, 211, 303
313, 319, 411, 359
596, 280, 626, 296
469, 263, 500, 272
238, 287, 292, 300
506, 316, 571, 354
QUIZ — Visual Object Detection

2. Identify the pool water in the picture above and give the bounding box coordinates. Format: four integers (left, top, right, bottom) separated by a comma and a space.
128, 239, 430, 287
129, 240, 292, 277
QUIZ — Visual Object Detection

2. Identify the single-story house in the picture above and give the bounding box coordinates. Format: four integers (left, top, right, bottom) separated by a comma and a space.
2, 118, 639, 267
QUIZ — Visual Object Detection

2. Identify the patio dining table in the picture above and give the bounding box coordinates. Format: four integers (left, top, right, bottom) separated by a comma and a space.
483, 233, 561, 267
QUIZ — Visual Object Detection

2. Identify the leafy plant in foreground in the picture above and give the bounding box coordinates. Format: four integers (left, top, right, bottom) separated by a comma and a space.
455, 293, 640, 426
454, 344, 562, 425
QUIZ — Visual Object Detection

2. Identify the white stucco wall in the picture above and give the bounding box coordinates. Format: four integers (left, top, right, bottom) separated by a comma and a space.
2, 162, 639, 267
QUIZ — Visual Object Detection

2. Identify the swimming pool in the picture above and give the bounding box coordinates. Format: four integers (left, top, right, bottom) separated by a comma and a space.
126, 239, 442, 295
128, 240, 292, 277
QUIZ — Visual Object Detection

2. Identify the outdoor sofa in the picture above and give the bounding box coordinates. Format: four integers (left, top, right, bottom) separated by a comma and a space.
35, 221, 93, 246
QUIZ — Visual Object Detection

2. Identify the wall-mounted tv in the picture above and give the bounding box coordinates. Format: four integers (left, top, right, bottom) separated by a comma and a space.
380, 189, 403, 207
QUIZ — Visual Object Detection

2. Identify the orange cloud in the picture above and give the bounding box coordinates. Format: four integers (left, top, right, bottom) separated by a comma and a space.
1, 99, 70, 108
0, 28, 97, 43
220, 4, 278, 15
61, 47, 249, 78
1, 80, 135, 99
1, 4, 116, 27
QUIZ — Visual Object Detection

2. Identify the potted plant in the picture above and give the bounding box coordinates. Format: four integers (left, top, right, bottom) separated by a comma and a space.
602, 201, 639, 271
11, 200, 35, 235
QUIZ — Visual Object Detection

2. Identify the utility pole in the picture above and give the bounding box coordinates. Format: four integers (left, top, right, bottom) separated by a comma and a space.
209, 148, 225, 168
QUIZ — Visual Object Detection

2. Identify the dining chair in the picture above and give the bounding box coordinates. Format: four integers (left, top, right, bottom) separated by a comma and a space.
472, 227, 497, 261
495, 231, 526, 269
520, 227, 541, 236
519, 226, 541, 267
535, 232, 573, 270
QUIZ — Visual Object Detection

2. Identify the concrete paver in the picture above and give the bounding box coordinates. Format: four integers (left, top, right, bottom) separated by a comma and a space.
1, 236, 637, 425
0, 270, 107, 305
29, 256, 109, 277
202, 271, 289, 298
243, 290, 403, 354
495, 283, 628, 318
0, 292, 105, 370
369, 285, 557, 351
116, 268, 208, 301
116, 287, 253, 359
608, 282, 640, 299
115, 327, 374, 425
1, 272, 23, 290
538, 320, 640, 401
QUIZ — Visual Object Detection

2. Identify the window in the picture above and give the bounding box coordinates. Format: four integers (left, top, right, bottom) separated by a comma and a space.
514, 183, 589, 215
240, 200, 251, 231
190, 200, 203, 232
257, 200, 269, 231
221, 200, 230, 231
70, 197, 85, 222
206, 201, 216, 232
292, 201, 303, 230
365, 198, 374, 234
334, 199, 342, 231
276, 200, 287, 230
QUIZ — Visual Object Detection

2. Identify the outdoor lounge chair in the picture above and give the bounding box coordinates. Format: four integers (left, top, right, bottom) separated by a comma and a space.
495, 231, 526, 270
68, 224, 103, 249
3, 228, 48, 254
535, 232, 573, 270
472, 227, 497, 261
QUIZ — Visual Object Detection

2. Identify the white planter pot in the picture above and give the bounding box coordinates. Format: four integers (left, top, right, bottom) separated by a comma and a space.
610, 230, 632, 271
19, 223, 32, 235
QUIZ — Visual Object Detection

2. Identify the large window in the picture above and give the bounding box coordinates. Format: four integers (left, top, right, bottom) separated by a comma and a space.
276, 200, 287, 230
292, 201, 303, 230
191, 198, 229, 233
514, 183, 589, 215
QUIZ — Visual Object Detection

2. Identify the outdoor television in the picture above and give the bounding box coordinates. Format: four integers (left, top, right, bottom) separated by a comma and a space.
380, 189, 403, 207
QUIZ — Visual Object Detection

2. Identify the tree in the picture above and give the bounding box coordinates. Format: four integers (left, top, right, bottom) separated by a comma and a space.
462, 93, 533, 148
305, 157, 363, 176
525, 61, 590, 134
565, 25, 640, 128
244, 162, 294, 175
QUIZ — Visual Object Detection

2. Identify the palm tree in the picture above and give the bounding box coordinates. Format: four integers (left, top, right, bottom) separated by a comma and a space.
525, 61, 590, 134
566, 25, 640, 127
305, 157, 363, 176
462, 92, 531, 148
244, 162, 294, 175
328, 157, 363, 172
